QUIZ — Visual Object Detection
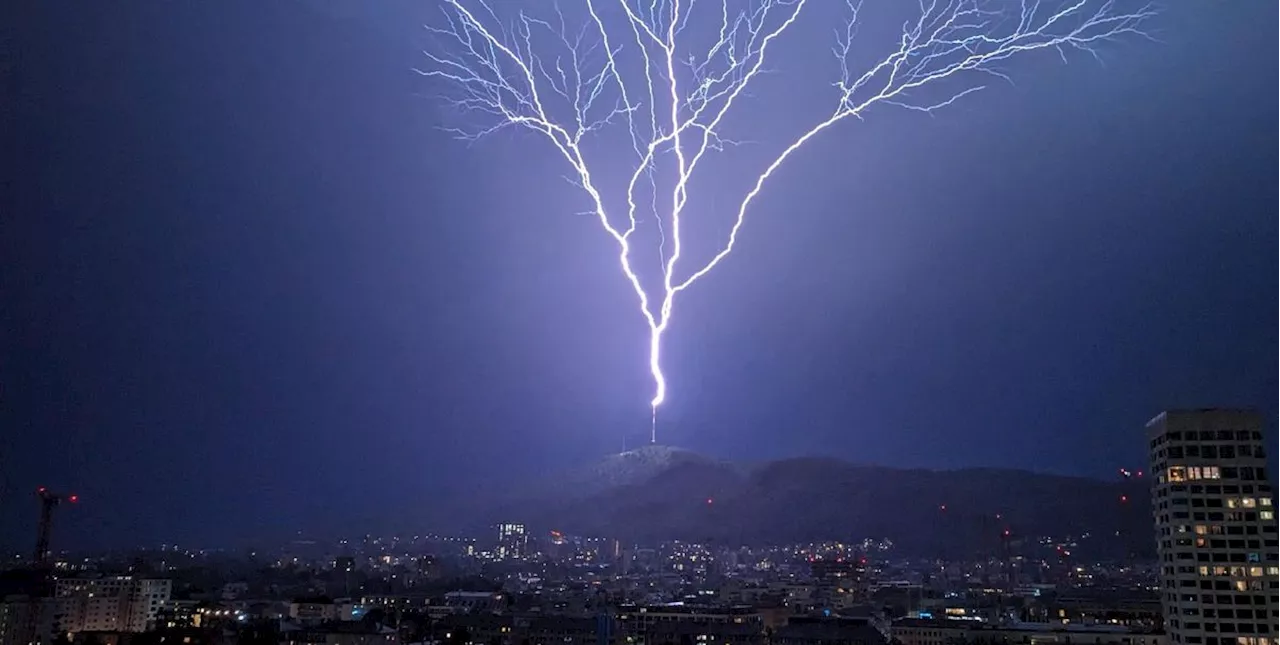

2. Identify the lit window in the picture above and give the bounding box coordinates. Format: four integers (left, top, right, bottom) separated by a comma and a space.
1194, 525, 1208, 535
1248, 567, 1263, 577
1188, 466, 1222, 480
1241, 497, 1257, 508
1169, 467, 1188, 482
1227, 498, 1241, 509
1261, 510, 1275, 521
1260, 498, 1273, 507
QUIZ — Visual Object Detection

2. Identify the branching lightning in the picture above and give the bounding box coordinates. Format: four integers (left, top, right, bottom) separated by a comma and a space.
419, 0, 1155, 442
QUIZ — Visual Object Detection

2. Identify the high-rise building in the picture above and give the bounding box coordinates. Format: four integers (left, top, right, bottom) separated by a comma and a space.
496, 523, 527, 559
1145, 409, 1278, 645
53, 576, 172, 634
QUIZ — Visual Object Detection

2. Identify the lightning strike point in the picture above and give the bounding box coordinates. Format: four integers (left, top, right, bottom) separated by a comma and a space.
650, 405, 657, 445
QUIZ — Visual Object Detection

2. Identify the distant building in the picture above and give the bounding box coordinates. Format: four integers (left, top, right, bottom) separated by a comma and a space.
436, 610, 767, 645
1145, 409, 1278, 645
54, 577, 171, 634
1043, 592, 1164, 628
810, 560, 869, 610
289, 598, 361, 625
436, 592, 505, 616
281, 621, 398, 645
154, 600, 200, 630
615, 603, 763, 642
647, 619, 764, 645
496, 524, 527, 560
893, 618, 1165, 645
777, 616, 886, 645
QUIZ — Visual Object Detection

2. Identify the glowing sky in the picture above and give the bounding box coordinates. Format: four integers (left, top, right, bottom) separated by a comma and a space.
0, 1, 1274, 547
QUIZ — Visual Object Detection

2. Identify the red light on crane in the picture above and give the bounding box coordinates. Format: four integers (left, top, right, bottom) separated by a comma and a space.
37, 486, 47, 494
68, 495, 79, 504
1120, 495, 1129, 503
1003, 529, 1011, 537
706, 498, 713, 505
939, 504, 947, 512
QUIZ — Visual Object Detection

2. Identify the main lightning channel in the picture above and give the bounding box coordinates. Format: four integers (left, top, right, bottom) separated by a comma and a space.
421, 0, 1156, 442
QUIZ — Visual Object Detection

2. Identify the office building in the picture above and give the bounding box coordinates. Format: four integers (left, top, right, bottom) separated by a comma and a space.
1146, 409, 1278, 645
496, 523, 527, 559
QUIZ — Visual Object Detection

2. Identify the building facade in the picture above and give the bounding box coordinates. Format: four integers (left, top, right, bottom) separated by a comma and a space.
0, 596, 60, 645
1146, 409, 1278, 645
54, 577, 172, 634
496, 523, 527, 560
893, 618, 1166, 645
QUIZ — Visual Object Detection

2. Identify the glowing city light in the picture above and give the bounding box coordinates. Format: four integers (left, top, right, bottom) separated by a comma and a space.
420, 0, 1154, 440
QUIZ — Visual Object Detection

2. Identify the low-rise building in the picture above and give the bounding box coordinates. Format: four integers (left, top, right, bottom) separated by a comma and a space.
892, 618, 1166, 645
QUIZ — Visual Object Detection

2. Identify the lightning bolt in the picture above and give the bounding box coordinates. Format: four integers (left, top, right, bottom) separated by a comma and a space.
418, 0, 1155, 442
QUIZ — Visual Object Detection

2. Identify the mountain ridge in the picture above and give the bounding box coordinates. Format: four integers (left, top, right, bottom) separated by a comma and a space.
467, 445, 1153, 557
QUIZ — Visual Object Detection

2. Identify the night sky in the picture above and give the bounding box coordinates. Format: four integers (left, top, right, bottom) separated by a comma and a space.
1, 1, 1275, 550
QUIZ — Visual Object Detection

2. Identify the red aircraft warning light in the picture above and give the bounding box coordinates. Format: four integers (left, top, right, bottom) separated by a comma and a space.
1120, 495, 1129, 503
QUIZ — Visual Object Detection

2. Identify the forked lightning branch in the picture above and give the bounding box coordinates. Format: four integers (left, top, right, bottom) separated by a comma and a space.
418, 0, 1154, 440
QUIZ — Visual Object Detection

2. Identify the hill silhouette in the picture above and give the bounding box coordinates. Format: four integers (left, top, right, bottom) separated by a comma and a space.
469, 445, 1152, 558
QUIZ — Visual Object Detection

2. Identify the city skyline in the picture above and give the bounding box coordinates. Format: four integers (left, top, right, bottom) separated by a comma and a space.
1, 0, 1275, 551
0, 411, 1274, 645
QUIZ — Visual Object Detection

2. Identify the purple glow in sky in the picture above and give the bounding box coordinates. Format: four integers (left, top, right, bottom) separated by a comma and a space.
422, 0, 1153, 440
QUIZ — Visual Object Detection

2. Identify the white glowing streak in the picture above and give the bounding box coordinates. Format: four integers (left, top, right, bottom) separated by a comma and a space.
419, 0, 1154, 431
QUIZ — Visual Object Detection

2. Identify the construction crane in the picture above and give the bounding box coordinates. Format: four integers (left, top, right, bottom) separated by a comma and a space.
34, 487, 78, 567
